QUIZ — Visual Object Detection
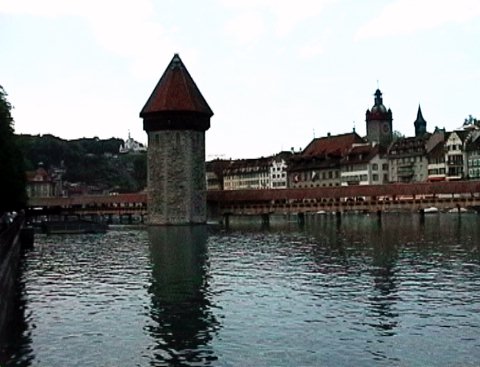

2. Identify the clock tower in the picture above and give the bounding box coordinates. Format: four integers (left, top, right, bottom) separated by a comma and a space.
365, 89, 393, 147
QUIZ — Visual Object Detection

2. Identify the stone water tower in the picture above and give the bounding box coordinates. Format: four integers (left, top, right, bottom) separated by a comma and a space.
140, 54, 213, 225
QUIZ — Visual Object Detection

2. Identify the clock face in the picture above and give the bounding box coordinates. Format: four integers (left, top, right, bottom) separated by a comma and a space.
382, 122, 390, 134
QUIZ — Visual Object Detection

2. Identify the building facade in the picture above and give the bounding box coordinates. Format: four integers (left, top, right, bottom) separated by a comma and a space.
25, 167, 56, 198
426, 129, 446, 182
464, 130, 480, 180
388, 136, 429, 183
288, 132, 364, 188
444, 131, 468, 180
340, 144, 389, 186
222, 153, 291, 190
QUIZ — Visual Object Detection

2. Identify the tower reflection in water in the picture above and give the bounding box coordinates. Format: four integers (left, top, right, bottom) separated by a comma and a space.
146, 226, 220, 366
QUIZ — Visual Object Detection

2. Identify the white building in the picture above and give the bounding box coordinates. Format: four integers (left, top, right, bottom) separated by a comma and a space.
223, 153, 292, 190
119, 131, 147, 154
444, 131, 468, 180
340, 143, 389, 186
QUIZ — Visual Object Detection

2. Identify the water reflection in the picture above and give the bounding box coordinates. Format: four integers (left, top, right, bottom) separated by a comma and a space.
146, 226, 220, 366
368, 237, 399, 336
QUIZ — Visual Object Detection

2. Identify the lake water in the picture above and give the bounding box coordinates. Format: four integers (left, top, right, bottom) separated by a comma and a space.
1, 213, 480, 366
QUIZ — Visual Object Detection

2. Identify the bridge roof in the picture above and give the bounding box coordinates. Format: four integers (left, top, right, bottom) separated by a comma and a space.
207, 181, 480, 203
140, 54, 213, 118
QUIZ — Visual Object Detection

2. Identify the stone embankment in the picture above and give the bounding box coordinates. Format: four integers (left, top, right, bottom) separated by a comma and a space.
0, 215, 32, 337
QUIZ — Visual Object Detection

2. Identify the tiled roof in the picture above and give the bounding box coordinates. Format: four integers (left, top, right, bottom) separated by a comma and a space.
223, 157, 272, 175
388, 136, 428, 156
465, 132, 480, 152
140, 54, 213, 117
451, 130, 469, 142
26, 167, 51, 182
341, 144, 382, 165
302, 132, 364, 157
288, 156, 340, 172
427, 140, 445, 158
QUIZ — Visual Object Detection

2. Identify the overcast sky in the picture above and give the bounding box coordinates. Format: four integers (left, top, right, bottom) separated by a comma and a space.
1, 0, 479, 159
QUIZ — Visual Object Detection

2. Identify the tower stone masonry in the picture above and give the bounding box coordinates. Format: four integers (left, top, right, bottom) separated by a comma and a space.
140, 54, 213, 225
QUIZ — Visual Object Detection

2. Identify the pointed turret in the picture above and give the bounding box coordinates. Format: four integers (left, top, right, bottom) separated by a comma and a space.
414, 105, 427, 137
141, 54, 213, 132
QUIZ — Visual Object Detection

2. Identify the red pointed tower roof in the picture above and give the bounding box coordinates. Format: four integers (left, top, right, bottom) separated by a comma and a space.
140, 54, 213, 117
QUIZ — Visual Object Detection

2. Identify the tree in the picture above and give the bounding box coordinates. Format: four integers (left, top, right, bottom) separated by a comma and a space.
463, 115, 478, 127
392, 130, 405, 141
0, 85, 27, 212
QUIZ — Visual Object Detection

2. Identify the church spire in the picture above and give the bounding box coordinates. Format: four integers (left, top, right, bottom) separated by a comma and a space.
414, 105, 427, 137
374, 89, 383, 106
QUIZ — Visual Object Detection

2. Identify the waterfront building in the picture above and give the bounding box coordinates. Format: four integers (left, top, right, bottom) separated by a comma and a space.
365, 89, 393, 147
426, 129, 447, 182
388, 136, 429, 183
25, 167, 56, 198
464, 130, 480, 180
223, 158, 271, 190
288, 132, 364, 188
140, 54, 213, 225
270, 151, 292, 189
206, 159, 231, 190
444, 130, 469, 180
340, 143, 389, 186
222, 152, 291, 190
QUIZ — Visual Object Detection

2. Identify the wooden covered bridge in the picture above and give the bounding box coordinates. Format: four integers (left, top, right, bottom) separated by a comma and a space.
27, 181, 480, 223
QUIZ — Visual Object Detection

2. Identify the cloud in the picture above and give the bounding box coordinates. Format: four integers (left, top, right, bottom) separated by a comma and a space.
0, 0, 180, 79
225, 12, 266, 45
219, 0, 336, 41
298, 41, 325, 59
355, 0, 480, 40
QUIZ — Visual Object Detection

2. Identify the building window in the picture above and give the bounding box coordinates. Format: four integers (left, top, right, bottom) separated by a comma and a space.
372, 163, 378, 171
373, 174, 379, 181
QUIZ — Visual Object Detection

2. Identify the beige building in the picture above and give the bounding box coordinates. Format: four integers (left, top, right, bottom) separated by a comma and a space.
223, 153, 292, 190
388, 136, 429, 183
341, 143, 389, 186
288, 132, 364, 188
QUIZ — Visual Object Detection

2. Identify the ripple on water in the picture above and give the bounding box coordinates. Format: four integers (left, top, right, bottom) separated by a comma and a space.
3, 215, 480, 366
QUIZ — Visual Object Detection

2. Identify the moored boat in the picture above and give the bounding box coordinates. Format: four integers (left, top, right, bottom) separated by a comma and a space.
41, 220, 108, 235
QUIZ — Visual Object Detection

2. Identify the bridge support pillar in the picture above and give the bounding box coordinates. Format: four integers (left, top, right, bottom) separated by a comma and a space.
335, 211, 342, 226
297, 212, 305, 226
223, 214, 230, 229
261, 213, 270, 227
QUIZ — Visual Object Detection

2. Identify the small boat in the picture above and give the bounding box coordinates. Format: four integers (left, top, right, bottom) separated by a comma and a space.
423, 207, 439, 214
448, 207, 468, 213
41, 220, 108, 235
